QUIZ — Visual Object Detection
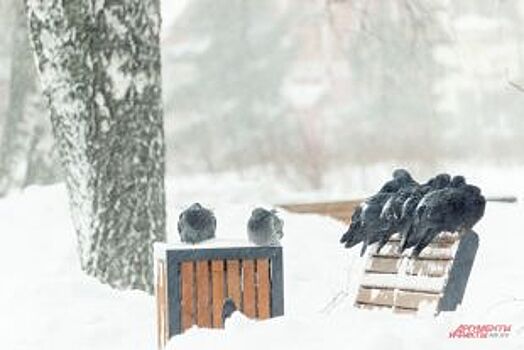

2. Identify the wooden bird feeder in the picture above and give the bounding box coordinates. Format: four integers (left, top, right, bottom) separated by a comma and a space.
154, 243, 284, 349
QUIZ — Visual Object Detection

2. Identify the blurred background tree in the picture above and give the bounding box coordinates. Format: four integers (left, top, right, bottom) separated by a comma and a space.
1, 0, 524, 194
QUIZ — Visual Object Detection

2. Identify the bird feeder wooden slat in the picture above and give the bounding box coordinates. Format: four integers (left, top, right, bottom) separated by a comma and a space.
154, 245, 284, 350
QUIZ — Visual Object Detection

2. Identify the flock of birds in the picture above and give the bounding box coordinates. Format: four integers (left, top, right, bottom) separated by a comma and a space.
177, 203, 284, 246
178, 169, 486, 259
340, 169, 486, 257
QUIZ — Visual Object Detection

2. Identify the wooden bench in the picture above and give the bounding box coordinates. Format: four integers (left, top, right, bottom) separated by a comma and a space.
281, 199, 480, 315
355, 231, 479, 314
154, 244, 284, 349
280, 200, 362, 224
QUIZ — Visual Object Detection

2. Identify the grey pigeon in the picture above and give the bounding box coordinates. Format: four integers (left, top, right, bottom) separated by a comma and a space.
247, 208, 284, 246
178, 203, 217, 244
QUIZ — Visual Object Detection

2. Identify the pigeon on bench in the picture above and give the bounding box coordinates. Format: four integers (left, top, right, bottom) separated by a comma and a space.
178, 203, 217, 244
407, 176, 485, 257
398, 173, 452, 252
247, 208, 284, 246
340, 169, 417, 256
378, 168, 418, 193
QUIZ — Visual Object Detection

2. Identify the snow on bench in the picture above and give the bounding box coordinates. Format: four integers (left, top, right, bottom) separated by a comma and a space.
154, 241, 284, 349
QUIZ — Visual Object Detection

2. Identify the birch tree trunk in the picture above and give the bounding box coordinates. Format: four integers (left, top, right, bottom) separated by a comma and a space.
25, 0, 166, 292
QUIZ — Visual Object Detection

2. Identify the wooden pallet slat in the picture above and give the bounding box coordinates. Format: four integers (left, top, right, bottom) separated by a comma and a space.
226, 260, 242, 309
180, 262, 194, 332
242, 260, 257, 318
155, 260, 168, 350
211, 260, 225, 328
196, 261, 212, 328
256, 259, 271, 319
395, 290, 441, 310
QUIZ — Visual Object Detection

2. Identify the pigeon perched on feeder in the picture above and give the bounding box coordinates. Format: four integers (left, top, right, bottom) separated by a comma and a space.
247, 208, 284, 246
178, 203, 217, 244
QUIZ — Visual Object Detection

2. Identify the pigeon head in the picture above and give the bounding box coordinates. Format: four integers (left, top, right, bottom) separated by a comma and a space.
341, 222, 365, 248
393, 169, 413, 182
451, 176, 466, 188
433, 173, 451, 189
251, 208, 272, 220
464, 184, 482, 196
189, 202, 203, 210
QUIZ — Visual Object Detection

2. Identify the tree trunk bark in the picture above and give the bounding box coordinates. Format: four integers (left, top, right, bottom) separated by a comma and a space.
25, 0, 166, 293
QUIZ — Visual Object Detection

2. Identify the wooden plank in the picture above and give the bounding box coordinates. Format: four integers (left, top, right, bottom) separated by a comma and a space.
356, 287, 395, 307
355, 302, 394, 310
242, 260, 257, 318
256, 259, 271, 319
360, 272, 445, 294
155, 259, 168, 350
211, 260, 225, 328
180, 262, 194, 332
226, 260, 242, 309
407, 260, 450, 278
280, 200, 362, 214
373, 243, 454, 260
366, 257, 400, 274
196, 261, 211, 328
393, 306, 418, 314
395, 290, 441, 310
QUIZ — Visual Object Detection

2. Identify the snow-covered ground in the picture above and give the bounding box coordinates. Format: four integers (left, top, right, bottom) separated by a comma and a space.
1, 170, 524, 350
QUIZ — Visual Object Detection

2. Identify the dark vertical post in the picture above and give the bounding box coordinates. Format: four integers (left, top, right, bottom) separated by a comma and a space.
167, 252, 181, 337
438, 231, 479, 312
270, 247, 284, 317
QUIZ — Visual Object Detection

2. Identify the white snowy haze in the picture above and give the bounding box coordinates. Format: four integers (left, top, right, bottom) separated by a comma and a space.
1, 0, 524, 189
0, 0, 524, 350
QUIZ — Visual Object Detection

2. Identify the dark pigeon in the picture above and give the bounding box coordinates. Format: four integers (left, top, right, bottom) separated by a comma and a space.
399, 173, 452, 251
378, 169, 418, 194
178, 203, 217, 244
408, 179, 485, 257
221, 298, 237, 324
341, 169, 418, 256
247, 208, 284, 246
376, 187, 417, 253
